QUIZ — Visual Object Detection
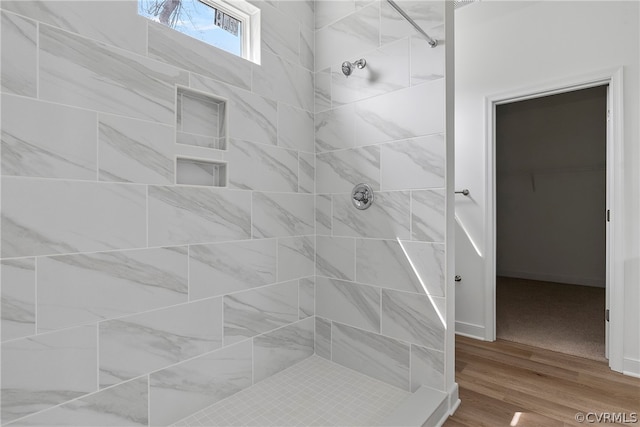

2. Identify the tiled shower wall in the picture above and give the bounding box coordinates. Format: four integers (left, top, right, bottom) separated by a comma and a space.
0, 1, 316, 425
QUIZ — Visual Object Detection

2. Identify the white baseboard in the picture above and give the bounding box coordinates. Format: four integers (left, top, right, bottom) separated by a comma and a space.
497, 270, 605, 288
455, 321, 486, 340
623, 357, 640, 378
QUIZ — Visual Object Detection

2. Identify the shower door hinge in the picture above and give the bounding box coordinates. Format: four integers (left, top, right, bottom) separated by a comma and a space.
606, 209, 610, 222
606, 309, 610, 322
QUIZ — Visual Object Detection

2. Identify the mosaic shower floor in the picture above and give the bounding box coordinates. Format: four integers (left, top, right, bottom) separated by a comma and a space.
171, 355, 411, 427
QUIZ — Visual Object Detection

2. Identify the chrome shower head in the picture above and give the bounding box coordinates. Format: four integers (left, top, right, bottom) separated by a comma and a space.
341, 58, 366, 77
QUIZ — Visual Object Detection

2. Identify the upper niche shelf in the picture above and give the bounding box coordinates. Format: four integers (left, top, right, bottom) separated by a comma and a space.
176, 86, 227, 151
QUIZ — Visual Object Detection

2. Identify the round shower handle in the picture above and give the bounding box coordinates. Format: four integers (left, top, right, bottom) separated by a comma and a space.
351, 183, 374, 210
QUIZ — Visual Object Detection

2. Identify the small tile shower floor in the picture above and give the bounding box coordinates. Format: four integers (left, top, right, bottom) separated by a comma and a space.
171, 355, 411, 427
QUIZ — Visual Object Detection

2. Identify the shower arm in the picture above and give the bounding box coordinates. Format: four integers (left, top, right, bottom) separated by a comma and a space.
386, 0, 438, 48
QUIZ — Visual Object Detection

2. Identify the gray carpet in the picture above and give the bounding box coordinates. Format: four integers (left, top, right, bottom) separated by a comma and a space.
496, 277, 606, 361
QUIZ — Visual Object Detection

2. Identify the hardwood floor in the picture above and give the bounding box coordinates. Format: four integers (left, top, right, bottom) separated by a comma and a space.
443, 336, 640, 427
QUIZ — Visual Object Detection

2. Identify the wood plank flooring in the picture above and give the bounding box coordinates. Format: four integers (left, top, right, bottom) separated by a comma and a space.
443, 336, 640, 427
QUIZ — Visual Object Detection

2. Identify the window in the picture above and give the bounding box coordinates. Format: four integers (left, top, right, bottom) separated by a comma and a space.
139, 0, 260, 63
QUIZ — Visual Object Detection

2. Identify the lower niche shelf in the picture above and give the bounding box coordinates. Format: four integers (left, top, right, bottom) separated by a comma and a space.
176, 158, 227, 187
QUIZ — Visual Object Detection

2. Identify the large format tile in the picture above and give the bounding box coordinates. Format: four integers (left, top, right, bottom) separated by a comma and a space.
278, 102, 314, 153
252, 192, 314, 238
315, 317, 332, 360
316, 146, 380, 194
150, 341, 252, 426
1, 11, 37, 97
380, 0, 444, 45
279, 0, 315, 32
314, 68, 332, 113
1, 326, 97, 423
38, 247, 188, 332
411, 345, 445, 392
316, 194, 333, 236
314, 104, 356, 153
333, 191, 410, 239
411, 36, 445, 86
380, 134, 445, 190
299, 277, 315, 319
316, 236, 355, 280
228, 139, 298, 192
412, 189, 445, 242
261, 2, 300, 64
1, 179, 146, 258
99, 298, 222, 387
316, 277, 380, 333
299, 152, 315, 194
315, 0, 356, 30
300, 26, 315, 71
278, 236, 315, 282
1, 259, 36, 341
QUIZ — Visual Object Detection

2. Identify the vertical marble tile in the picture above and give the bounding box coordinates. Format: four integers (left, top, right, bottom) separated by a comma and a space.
1, 11, 37, 97
300, 26, 315, 71
1, 179, 146, 258
316, 277, 380, 333
315, 0, 356, 30
98, 114, 174, 185
316, 194, 333, 236
99, 298, 223, 387
1, 326, 97, 423
316, 146, 380, 193
356, 239, 445, 296
2, 95, 97, 180
148, 186, 252, 246
228, 139, 298, 192
411, 36, 445, 86
381, 134, 445, 190
316, 236, 355, 280
8, 377, 148, 426
315, 317, 332, 359
299, 277, 315, 319
261, 2, 300, 64
299, 152, 315, 194
411, 345, 445, 392
224, 281, 299, 344
38, 246, 187, 332
278, 236, 315, 282
381, 0, 444, 45
412, 189, 445, 242
315, 68, 332, 113
331, 322, 410, 390
150, 341, 252, 426
314, 104, 356, 153
252, 192, 315, 238
253, 317, 314, 382
333, 191, 410, 239
189, 239, 277, 299
1, 258, 36, 341
278, 103, 314, 153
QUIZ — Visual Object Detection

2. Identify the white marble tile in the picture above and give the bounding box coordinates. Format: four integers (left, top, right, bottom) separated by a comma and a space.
99, 298, 223, 387
300, 26, 315, 71
261, 2, 300, 64
316, 146, 380, 193
2, 94, 97, 180
149, 341, 252, 426
8, 377, 148, 426
381, 289, 445, 351
299, 277, 315, 319
412, 189, 445, 242
278, 0, 315, 31
1, 326, 97, 423
38, 247, 188, 332
316, 277, 380, 333
331, 322, 410, 390
316, 194, 333, 236
315, 0, 356, 30
315, 104, 356, 153
189, 239, 277, 299
1, 179, 146, 258
224, 281, 299, 344
278, 236, 315, 282
333, 191, 410, 239
278, 103, 314, 152
39, 24, 188, 124
356, 239, 445, 296
148, 186, 252, 246
98, 114, 174, 185
252, 192, 314, 238
298, 152, 315, 194
381, 134, 445, 190
315, 317, 331, 359
315, 68, 332, 113
1, 258, 35, 341
175, 158, 225, 187
253, 317, 314, 382
411, 344, 445, 392
1, 11, 37, 97
228, 139, 298, 192
178, 90, 222, 139
411, 36, 445, 86
381, 0, 444, 45
316, 236, 355, 280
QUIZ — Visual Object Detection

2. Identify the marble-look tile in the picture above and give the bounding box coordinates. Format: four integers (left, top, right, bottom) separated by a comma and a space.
354, 79, 445, 145
278, 103, 314, 152
381, 0, 444, 45
1, 259, 35, 341
279, 0, 315, 31
412, 189, 445, 242
381, 289, 445, 351
315, 317, 331, 359
1, 179, 146, 258
300, 26, 315, 71
98, 114, 174, 185
356, 239, 445, 296
316, 236, 355, 280
1, 11, 37, 97
333, 191, 410, 239
8, 378, 148, 426
224, 281, 299, 345
2, 94, 97, 180
252, 192, 314, 238
189, 239, 277, 300
99, 298, 223, 387
316, 277, 380, 333
315, 68, 332, 113
316, 146, 380, 193
1, 326, 97, 423
381, 134, 445, 190
150, 341, 252, 426
261, 2, 300, 64
148, 186, 252, 246
331, 322, 410, 390
314, 104, 356, 153
38, 247, 188, 332
175, 158, 225, 187
315, 0, 356, 30
298, 152, 315, 194
316, 194, 333, 236
278, 236, 315, 282
315, 3, 379, 72
228, 139, 298, 192
177, 90, 222, 139
411, 345, 445, 392
411, 36, 445, 86
253, 317, 314, 382
299, 277, 315, 319
148, 21, 251, 91
39, 24, 188, 124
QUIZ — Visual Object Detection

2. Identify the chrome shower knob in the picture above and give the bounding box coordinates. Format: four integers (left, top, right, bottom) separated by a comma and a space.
351, 183, 374, 210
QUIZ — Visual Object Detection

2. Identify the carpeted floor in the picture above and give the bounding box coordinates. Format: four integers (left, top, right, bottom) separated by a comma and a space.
496, 276, 606, 361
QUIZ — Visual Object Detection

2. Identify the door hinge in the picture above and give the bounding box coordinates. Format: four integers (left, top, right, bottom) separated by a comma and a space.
606, 309, 610, 322
607, 209, 611, 222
